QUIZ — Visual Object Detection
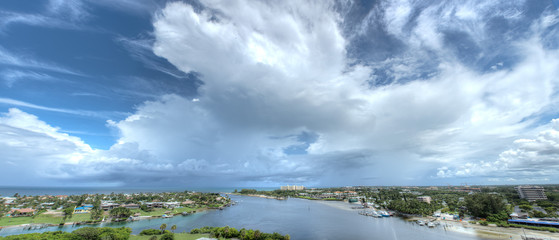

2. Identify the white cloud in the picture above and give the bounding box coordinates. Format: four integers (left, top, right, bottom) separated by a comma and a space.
3, 0, 559, 186
86, 0, 559, 185
440, 118, 559, 182
0, 108, 93, 185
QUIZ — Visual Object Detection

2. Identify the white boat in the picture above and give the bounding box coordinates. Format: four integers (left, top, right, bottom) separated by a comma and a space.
427, 222, 435, 228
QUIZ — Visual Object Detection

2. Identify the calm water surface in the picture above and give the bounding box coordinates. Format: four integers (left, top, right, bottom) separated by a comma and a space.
0, 195, 487, 239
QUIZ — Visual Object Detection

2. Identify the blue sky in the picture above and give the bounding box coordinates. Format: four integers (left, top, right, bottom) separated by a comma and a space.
1, 0, 559, 187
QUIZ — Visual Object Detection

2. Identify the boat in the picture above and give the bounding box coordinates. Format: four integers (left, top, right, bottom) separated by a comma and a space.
427, 222, 435, 228
348, 198, 359, 203
417, 220, 425, 226
380, 211, 390, 217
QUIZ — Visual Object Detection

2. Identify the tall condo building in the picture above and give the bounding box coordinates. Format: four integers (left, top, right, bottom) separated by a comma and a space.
280, 185, 305, 190
515, 186, 547, 201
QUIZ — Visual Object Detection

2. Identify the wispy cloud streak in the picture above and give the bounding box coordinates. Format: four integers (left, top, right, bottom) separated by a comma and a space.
0, 98, 127, 119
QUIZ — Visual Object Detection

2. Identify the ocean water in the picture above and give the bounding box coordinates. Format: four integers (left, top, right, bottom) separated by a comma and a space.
0, 195, 490, 239
0, 187, 275, 197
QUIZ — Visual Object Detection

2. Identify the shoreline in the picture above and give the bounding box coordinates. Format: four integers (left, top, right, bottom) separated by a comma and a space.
0, 207, 215, 231
407, 216, 559, 240
230, 193, 286, 200
295, 196, 559, 240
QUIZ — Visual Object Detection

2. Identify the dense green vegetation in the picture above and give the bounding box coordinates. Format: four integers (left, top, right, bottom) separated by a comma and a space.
190, 226, 290, 240
464, 194, 507, 219
387, 199, 439, 216
0, 227, 131, 240
130, 233, 209, 240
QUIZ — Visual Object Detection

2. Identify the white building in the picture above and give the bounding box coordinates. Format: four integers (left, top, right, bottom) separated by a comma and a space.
280, 185, 305, 190
417, 196, 432, 204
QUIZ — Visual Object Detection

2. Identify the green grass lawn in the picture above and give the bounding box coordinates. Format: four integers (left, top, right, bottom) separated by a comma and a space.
0, 212, 95, 226
129, 233, 210, 240
0, 206, 203, 226
132, 207, 197, 217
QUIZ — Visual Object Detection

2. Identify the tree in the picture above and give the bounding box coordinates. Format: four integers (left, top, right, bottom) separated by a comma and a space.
149, 236, 158, 240
63, 206, 74, 221
91, 208, 104, 220
171, 225, 177, 233
160, 232, 174, 240
519, 204, 533, 212
160, 223, 167, 234
465, 193, 507, 218
110, 207, 132, 219
532, 210, 547, 218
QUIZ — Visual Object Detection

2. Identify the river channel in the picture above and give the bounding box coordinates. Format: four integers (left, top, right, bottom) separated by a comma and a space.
0, 195, 488, 239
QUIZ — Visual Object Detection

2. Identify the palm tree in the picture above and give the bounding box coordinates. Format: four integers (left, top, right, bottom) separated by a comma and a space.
171, 225, 177, 233
160, 223, 167, 234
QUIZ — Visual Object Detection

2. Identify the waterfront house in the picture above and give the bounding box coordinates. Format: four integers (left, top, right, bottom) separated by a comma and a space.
122, 204, 140, 209
7, 208, 36, 217
144, 202, 164, 208
74, 205, 93, 214
74, 207, 90, 214
163, 202, 180, 208
182, 200, 195, 205
101, 203, 121, 211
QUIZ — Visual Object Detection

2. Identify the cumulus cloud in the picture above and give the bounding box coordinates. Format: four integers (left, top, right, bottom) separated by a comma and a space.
0, 108, 93, 185
5, 0, 559, 186
440, 118, 559, 182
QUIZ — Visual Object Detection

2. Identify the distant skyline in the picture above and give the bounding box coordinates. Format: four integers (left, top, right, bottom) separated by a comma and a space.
1, 0, 559, 187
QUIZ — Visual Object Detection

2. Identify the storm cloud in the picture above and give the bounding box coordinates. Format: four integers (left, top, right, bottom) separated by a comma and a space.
2, 0, 559, 187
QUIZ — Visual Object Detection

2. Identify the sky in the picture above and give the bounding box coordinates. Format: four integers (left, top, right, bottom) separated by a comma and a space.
1, 0, 559, 188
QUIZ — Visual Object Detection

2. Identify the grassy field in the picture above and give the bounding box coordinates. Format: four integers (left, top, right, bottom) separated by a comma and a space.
129, 233, 210, 240
132, 207, 198, 217
0, 206, 200, 226
0, 212, 94, 226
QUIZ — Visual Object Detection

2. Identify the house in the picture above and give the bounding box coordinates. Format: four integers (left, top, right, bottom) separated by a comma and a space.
144, 202, 164, 208
163, 202, 180, 208
56, 195, 68, 200
74, 205, 93, 214
101, 203, 120, 211
7, 208, 36, 217
2, 197, 16, 204
182, 200, 195, 205
122, 204, 140, 209
40, 202, 55, 209
74, 207, 90, 214
417, 196, 432, 204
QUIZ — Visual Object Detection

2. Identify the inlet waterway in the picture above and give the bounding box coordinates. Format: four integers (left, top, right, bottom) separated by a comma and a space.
0, 195, 488, 239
